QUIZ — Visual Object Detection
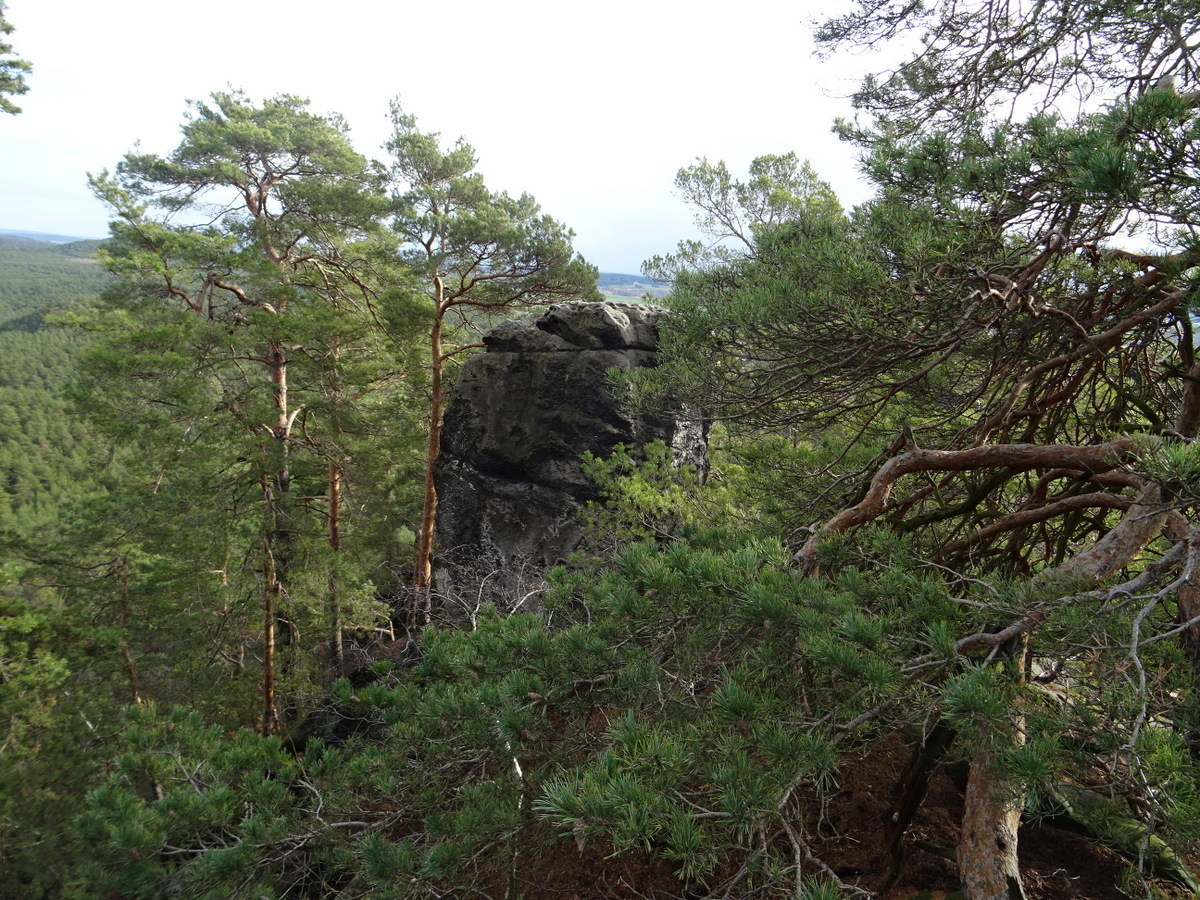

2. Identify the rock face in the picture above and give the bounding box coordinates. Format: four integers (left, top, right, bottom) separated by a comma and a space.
434, 301, 707, 613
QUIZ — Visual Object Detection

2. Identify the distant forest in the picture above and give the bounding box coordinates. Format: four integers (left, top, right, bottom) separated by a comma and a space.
0, 236, 661, 533
597, 272, 670, 300
0, 236, 111, 532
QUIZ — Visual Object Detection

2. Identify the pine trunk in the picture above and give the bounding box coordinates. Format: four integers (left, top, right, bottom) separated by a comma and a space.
260, 503, 279, 735
327, 336, 345, 678
328, 461, 344, 678
958, 724, 1027, 900
959, 637, 1028, 900
414, 277, 445, 624
260, 338, 291, 734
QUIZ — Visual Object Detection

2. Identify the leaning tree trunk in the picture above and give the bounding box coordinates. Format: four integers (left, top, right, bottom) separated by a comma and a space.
956, 488, 1170, 900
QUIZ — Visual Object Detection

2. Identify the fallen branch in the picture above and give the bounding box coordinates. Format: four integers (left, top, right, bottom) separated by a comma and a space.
1038, 782, 1200, 894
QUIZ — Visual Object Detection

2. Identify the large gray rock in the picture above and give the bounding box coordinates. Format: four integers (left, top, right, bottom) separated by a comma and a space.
434, 301, 707, 614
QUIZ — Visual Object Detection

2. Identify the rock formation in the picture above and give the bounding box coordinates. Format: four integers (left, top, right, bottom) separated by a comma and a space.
434, 300, 707, 615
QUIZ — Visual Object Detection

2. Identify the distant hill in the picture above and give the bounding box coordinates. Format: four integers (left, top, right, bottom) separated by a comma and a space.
0, 229, 102, 244
597, 272, 671, 301
0, 234, 103, 258
1, 232, 673, 302
0, 233, 114, 532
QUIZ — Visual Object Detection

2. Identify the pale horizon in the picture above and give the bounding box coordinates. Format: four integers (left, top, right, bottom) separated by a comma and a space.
1, 0, 874, 274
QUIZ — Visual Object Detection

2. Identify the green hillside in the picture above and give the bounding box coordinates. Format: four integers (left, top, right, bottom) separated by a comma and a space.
0, 237, 110, 530
0, 236, 105, 325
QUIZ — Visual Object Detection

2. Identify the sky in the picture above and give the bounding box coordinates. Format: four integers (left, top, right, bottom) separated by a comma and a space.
0, 0, 875, 274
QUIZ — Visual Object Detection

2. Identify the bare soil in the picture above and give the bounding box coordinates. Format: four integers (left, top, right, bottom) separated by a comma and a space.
498, 733, 1192, 899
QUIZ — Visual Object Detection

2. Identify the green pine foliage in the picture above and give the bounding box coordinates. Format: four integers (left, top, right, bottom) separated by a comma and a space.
0, 589, 110, 900
0, 1, 30, 115
49, 532, 947, 896
579, 440, 728, 551
15, 7, 1200, 889
60, 522, 1200, 896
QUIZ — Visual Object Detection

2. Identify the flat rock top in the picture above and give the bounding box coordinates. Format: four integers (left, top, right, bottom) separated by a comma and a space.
484, 301, 665, 353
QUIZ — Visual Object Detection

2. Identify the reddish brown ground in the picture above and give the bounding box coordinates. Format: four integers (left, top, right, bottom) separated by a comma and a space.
496, 733, 1192, 899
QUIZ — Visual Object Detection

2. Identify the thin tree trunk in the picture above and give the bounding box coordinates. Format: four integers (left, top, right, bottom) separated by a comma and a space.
260, 488, 279, 735
269, 339, 290, 489
414, 276, 445, 625
328, 461, 344, 678
878, 721, 955, 892
267, 339, 297, 649
326, 336, 345, 679
261, 338, 292, 733
116, 560, 142, 707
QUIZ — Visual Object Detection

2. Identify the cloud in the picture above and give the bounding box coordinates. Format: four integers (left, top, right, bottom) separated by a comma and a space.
1, 0, 871, 271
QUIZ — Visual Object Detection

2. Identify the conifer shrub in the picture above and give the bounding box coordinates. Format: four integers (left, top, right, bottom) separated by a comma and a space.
59, 525, 1200, 897
57, 530, 955, 896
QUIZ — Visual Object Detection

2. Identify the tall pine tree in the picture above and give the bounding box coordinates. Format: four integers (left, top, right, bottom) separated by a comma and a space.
84, 92, 418, 730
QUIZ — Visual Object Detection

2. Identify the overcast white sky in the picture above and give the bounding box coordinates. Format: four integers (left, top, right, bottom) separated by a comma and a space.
1, 0, 874, 273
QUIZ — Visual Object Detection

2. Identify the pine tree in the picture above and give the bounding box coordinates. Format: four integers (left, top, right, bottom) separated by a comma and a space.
0, 1, 30, 115
83, 92, 416, 731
